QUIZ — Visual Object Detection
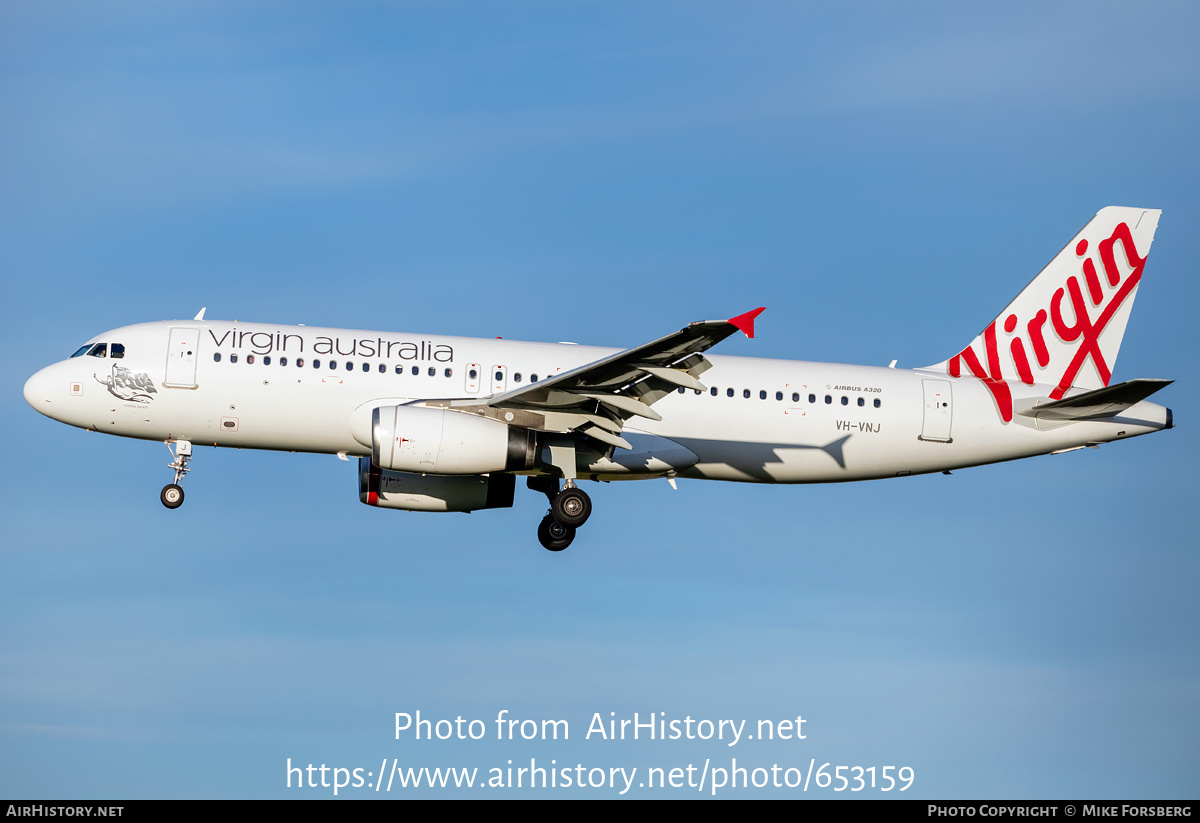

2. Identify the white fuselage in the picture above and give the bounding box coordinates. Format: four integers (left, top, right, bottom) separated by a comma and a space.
24, 319, 1172, 485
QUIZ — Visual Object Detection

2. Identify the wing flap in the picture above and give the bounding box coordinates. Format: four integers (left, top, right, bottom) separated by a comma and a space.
578, 424, 633, 450
479, 308, 764, 448
576, 392, 662, 421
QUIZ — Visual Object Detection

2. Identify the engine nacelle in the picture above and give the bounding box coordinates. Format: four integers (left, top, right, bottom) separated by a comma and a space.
372, 405, 534, 474
359, 458, 515, 512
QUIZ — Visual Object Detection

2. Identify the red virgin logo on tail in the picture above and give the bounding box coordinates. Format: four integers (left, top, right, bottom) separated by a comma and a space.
948, 222, 1147, 422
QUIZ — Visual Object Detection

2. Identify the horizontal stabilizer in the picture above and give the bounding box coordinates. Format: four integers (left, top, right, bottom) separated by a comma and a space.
1016, 378, 1172, 421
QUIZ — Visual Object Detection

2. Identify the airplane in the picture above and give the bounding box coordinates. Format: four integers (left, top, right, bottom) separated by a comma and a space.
23, 206, 1173, 551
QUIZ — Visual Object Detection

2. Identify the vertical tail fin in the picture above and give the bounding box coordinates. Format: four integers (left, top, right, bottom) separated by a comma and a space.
925, 207, 1161, 422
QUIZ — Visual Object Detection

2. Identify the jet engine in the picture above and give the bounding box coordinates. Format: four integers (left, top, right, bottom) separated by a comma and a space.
359, 458, 516, 512
371, 405, 535, 474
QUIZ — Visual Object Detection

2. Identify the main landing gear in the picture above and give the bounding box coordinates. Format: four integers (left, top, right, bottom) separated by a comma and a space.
161, 439, 192, 509
528, 477, 592, 552
537, 515, 574, 552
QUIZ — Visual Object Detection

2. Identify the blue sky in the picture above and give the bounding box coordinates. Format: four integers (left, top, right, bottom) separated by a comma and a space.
2, 1, 1198, 798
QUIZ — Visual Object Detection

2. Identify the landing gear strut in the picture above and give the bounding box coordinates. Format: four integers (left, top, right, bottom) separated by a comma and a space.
161, 440, 192, 509
527, 477, 592, 552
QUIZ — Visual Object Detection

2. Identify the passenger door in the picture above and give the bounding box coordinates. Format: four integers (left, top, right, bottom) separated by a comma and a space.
164, 328, 200, 388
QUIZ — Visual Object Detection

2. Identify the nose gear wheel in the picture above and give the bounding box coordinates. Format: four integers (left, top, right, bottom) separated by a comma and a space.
160, 484, 184, 509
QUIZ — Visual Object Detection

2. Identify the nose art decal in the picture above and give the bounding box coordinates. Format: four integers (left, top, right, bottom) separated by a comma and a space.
95, 364, 158, 403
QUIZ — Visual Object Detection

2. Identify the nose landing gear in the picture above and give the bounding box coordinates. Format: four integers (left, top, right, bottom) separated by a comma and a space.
528, 476, 592, 552
161, 439, 192, 509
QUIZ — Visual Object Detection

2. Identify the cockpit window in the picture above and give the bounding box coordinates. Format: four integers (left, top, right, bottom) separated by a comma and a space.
110, 343, 125, 359
88, 343, 107, 358
70, 345, 92, 358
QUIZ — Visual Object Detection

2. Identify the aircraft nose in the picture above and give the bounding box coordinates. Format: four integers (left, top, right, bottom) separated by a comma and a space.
24, 366, 58, 417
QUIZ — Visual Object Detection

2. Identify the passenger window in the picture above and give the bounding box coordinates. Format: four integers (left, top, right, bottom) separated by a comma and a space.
411, 366, 419, 376
824, 395, 831, 404
378, 364, 385, 373
297, 358, 305, 367
395, 365, 403, 374
727, 388, 734, 397
514, 373, 522, 383
247, 355, 255, 364
346, 362, 353, 371
759, 390, 767, 400
874, 398, 881, 408
213, 353, 222, 362
231, 354, 238, 363
280, 357, 288, 366
431, 367, 438, 377
362, 363, 369, 372
809, 394, 815, 403
677, 387, 685, 394
531, 374, 538, 382
469, 368, 479, 379
264, 356, 271, 365
313, 359, 320, 368
444, 368, 452, 378
857, 397, 864, 407
710, 387, 718, 396
841, 396, 848, 405
329, 361, 337, 370
88, 343, 107, 358
743, 389, 750, 399
792, 392, 799, 402
110, 343, 125, 359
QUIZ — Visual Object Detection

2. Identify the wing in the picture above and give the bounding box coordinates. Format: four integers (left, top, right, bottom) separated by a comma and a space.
441, 308, 765, 450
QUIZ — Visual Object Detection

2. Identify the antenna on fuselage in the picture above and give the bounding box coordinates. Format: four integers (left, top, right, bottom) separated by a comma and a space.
194, 307, 207, 321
